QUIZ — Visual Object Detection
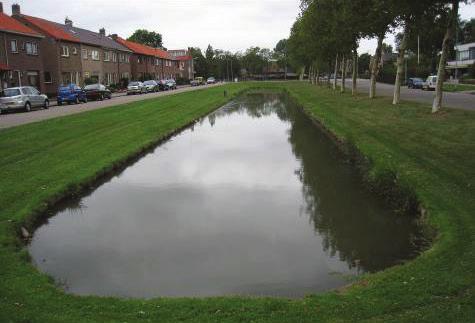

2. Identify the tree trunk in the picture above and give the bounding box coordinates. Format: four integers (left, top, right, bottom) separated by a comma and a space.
341, 55, 346, 93
433, 1, 459, 113
316, 68, 320, 85
352, 48, 358, 96
333, 54, 339, 90
393, 26, 408, 105
308, 66, 313, 83
299, 67, 305, 81
369, 35, 384, 98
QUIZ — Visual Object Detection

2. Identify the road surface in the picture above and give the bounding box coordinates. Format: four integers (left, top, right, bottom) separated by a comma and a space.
0, 84, 223, 130
339, 78, 475, 111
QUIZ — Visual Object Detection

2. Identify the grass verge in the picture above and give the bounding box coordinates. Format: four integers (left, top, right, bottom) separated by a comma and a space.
0, 82, 474, 322
443, 83, 475, 92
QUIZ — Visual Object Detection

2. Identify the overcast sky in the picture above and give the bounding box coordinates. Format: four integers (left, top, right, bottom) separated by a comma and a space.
3, 0, 475, 54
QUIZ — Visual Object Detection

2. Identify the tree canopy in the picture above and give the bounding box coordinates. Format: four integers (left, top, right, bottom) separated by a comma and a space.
128, 29, 163, 48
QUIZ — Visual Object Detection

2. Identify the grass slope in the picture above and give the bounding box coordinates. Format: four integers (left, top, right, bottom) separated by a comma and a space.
0, 82, 474, 322
443, 83, 475, 92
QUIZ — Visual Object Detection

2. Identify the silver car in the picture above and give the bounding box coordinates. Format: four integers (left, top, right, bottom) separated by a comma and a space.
127, 81, 147, 95
0, 86, 49, 113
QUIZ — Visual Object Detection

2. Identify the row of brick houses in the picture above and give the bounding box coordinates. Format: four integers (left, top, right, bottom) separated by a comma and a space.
0, 3, 193, 96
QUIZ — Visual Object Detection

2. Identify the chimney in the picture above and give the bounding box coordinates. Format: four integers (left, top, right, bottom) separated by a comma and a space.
65, 17, 73, 27
0, 2, 3, 13
99, 28, 106, 36
11, 3, 20, 16
111, 34, 118, 40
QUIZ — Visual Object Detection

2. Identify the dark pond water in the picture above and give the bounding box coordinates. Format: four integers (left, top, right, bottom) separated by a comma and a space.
30, 93, 421, 298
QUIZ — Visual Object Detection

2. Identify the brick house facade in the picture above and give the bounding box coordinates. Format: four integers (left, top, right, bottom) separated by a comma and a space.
13, 6, 83, 95
0, 3, 45, 92
113, 36, 193, 81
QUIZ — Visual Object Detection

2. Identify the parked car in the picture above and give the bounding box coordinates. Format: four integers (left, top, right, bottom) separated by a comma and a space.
84, 83, 112, 101
407, 77, 424, 89
143, 80, 159, 93
57, 84, 87, 105
423, 75, 437, 91
0, 86, 49, 112
207, 77, 216, 84
193, 77, 205, 86
127, 81, 147, 95
159, 79, 177, 91
165, 79, 176, 90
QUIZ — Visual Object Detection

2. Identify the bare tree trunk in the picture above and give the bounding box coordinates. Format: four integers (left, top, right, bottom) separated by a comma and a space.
433, 1, 459, 113
369, 35, 384, 98
333, 54, 338, 90
316, 68, 320, 85
393, 26, 408, 105
340, 55, 346, 93
352, 48, 358, 96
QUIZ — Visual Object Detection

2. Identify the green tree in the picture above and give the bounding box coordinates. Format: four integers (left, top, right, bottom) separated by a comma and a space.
274, 39, 289, 79
127, 29, 163, 48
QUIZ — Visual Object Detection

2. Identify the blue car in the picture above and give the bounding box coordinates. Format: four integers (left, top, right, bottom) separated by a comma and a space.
407, 78, 424, 89
57, 84, 87, 105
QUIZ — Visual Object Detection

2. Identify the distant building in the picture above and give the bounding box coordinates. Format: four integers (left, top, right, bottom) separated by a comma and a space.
168, 49, 194, 80
446, 42, 475, 79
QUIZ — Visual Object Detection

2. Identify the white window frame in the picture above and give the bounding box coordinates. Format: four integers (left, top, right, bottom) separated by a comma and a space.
91, 50, 100, 61
11, 40, 18, 53
61, 45, 69, 57
82, 49, 88, 60
104, 51, 110, 62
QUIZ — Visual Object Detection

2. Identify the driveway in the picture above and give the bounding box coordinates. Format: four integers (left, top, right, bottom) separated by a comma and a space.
340, 79, 475, 111
0, 84, 224, 130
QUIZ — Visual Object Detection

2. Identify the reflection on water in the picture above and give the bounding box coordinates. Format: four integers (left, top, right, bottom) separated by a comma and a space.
30, 93, 421, 298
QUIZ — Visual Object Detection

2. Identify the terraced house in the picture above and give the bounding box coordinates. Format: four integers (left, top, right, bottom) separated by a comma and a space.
12, 4, 132, 95
0, 3, 45, 92
113, 36, 193, 81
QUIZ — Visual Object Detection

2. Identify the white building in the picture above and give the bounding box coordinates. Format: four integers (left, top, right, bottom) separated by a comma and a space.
446, 42, 475, 78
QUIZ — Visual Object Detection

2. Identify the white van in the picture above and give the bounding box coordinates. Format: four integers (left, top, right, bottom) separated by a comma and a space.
423, 75, 437, 91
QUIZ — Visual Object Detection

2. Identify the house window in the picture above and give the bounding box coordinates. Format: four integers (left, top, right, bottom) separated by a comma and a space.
44, 71, 52, 83
104, 51, 110, 61
457, 50, 470, 61
112, 52, 117, 62
82, 49, 88, 59
61, 45, 69, 57
72, 47, 78, 55
10, 40, 18, 53
26, 42, 38, 55
91, 50, 99, 60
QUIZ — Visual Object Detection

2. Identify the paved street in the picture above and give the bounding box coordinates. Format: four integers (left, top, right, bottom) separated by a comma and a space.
340, 79, 475, 111
0, 84, 223, 130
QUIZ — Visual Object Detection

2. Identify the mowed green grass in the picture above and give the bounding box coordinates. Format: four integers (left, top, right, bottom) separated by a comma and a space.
0, 82, 474, 322
443, 83, 475, 92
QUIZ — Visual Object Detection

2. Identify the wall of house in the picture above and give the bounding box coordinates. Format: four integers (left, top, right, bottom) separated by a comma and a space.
0, 32, 46, 92
130, 54, 155, 81
80, 44, 102, 84
102, 49, 131, 85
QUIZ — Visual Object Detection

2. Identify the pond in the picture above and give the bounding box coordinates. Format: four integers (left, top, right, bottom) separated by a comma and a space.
29, 92, 422, 298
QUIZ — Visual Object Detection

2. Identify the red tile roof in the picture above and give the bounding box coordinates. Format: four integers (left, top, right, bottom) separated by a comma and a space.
19, 15, 80, 43
0, 12, 42, 37
176, 55, 192, 61
115, 36, 173, 59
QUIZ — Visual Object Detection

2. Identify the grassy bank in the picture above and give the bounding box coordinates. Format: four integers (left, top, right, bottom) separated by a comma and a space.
1, 82, 474, 322
443, 83, 475, 92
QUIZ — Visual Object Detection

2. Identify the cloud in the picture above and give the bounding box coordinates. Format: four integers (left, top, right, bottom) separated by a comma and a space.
5, 0, 300, 51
